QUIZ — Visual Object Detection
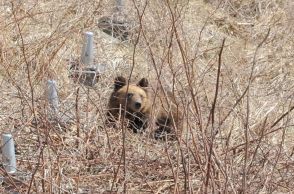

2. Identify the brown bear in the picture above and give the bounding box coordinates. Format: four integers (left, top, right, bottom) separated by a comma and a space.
107, 76, 183, 140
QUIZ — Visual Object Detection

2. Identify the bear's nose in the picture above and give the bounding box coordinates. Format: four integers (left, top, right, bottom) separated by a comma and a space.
134, 102, 141, 109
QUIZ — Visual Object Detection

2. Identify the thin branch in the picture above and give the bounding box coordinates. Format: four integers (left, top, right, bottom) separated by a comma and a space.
204, 38, 226, 193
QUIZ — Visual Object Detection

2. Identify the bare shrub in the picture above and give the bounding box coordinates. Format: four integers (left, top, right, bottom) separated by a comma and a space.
0, 0, 293, 193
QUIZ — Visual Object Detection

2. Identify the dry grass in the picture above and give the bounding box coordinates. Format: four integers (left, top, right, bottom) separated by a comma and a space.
0, 0, 294, 193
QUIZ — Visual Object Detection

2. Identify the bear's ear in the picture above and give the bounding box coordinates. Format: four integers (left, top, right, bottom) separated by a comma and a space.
137, 78, 148, 87
114, 76, 126, 91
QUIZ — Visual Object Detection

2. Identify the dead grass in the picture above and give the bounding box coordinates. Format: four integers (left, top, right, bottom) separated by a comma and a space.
0, 0, 293, 193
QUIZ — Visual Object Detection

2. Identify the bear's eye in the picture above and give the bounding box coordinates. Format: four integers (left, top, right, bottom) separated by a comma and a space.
127, 93, 133, 99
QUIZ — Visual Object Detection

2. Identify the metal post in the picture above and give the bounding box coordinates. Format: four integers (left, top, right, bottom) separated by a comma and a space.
47, 80, 59, 114
116, 0, 123, 12
2, 134, 17, 174
80, 32, 94, 66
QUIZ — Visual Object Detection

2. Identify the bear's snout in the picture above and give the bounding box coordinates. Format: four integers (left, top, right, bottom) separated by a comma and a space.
134, 102, 141, 109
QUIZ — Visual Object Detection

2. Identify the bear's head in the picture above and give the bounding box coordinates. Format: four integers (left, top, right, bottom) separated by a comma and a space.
112, 76, 149, 113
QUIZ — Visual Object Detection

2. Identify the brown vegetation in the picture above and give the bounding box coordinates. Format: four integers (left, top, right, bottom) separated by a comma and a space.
0, 0, 293, 193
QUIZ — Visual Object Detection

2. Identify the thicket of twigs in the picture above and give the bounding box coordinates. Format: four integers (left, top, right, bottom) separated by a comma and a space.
0, 0, 293, 193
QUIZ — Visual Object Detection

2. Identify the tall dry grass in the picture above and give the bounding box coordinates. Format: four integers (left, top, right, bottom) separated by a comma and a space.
0, 0, 293, 193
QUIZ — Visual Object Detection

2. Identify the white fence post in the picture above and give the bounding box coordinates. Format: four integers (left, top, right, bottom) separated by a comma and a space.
116, 0, 123, 12
47, 80, 59, 114
2, 134, 17, 174
80, 32, 94, 66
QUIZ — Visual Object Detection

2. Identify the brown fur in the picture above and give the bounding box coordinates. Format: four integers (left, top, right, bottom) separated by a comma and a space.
107, 76, 183, 139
